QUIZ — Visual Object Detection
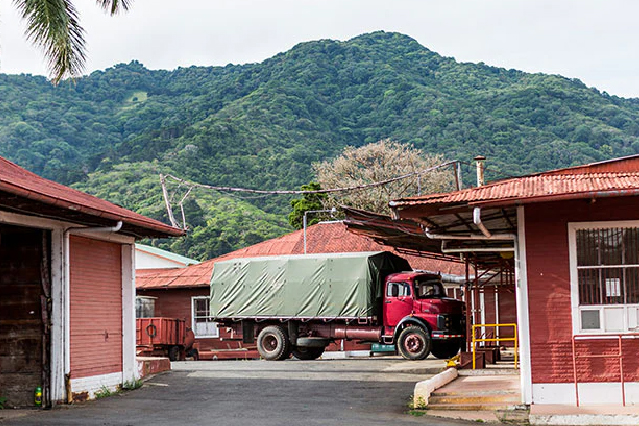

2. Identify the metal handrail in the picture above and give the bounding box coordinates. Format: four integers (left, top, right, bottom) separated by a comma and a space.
471, 323, 518, 370
571, 333, 639, 407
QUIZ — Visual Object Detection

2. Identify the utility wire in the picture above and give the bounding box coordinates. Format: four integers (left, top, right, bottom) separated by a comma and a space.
161, 160, 457, 196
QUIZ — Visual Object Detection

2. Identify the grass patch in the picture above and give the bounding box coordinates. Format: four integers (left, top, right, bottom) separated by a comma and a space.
121, 91, 148, 110
0, 396, 7, 409
94, 385, 115, 399
408, 410, 426, 417
122, 378, 143, 391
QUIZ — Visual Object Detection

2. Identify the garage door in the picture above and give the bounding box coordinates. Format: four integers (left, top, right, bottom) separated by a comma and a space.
69, 236, 122, 379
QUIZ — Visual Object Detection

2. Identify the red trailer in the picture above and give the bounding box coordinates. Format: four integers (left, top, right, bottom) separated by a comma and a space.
136, 317, 195, 361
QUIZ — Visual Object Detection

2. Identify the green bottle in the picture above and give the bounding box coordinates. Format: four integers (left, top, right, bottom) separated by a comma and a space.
34, 386, 42, 407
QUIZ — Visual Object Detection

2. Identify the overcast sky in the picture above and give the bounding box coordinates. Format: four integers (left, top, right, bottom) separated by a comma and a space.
0, 0, 637, 97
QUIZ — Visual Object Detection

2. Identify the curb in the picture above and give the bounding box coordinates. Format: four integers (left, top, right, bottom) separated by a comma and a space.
413, 367, 458, 408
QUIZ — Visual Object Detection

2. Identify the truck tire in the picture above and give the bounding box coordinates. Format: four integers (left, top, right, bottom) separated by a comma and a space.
431, 339, 462, 360
292, 346, 324, 361
257, 325, 291, 361
168, 345, 180, 361
397, 325, 431, 361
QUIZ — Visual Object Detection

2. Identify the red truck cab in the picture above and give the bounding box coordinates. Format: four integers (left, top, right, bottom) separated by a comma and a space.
383, 272, 464, 360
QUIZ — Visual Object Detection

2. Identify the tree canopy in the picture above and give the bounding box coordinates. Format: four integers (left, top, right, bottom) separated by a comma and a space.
314, 140, 455, 214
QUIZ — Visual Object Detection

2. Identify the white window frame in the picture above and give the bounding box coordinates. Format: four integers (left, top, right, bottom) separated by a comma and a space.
569, 220, 639, 336
191, 296, 219, 338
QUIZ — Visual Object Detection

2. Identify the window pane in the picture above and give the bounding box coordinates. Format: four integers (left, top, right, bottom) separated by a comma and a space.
581, 310, 600, 329
577, 229, 599, 266
601, 268, 624, 304
195, 298, 209, 317
625, 228, 639, 265
626, 268, 639, 304
578, 269, 601, 305
601, 228, 623, 266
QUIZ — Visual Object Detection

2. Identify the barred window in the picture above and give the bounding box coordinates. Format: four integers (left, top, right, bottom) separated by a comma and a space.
576, 228, 639, 305
571, 225, 639, 334
192, 297, 219, 338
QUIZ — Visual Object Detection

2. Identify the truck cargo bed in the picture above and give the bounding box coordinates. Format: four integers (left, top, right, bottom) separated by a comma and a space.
210, 251, 410, 319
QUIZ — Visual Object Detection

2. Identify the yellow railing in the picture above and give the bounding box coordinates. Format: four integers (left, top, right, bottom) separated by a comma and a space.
471, 323, 518, 370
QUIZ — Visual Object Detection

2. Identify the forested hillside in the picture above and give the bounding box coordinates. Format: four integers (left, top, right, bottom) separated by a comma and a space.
2, 31, 639, 259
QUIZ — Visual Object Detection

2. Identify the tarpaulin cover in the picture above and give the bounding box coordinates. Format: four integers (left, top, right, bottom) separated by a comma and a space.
210, 251, 411, 319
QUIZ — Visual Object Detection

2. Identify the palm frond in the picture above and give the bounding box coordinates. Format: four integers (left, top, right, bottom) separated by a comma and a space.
95, 0, 132, 15
14, 0, 86, 84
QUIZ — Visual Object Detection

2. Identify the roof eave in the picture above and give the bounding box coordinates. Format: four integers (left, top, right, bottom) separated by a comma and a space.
0, 181, 185, 238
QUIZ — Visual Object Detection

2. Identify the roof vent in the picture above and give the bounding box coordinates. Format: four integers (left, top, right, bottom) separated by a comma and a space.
474, 155, 486, 187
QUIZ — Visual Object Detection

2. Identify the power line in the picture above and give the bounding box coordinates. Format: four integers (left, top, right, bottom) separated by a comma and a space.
160, 161, 459, 229
161, 160, 457, 195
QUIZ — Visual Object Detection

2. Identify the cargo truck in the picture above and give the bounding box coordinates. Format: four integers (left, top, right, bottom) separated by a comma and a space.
210, 251, 464, 361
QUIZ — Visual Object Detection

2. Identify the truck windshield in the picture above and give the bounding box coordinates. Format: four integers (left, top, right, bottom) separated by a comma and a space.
413, 277, 445, 299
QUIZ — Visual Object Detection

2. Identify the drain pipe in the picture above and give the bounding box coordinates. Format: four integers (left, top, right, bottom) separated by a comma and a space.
440, 240, 514, 253
473, 207, 492, 238
62, 221, 123, 400
424, 228, 515, 241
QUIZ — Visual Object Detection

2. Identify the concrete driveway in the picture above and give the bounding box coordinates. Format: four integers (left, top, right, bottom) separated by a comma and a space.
1, 357, 472, 426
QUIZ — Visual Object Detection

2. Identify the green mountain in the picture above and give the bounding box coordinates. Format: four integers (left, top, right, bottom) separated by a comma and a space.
1, 31, 639, 259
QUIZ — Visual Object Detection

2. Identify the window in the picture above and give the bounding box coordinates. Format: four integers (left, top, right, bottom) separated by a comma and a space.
570, 223, 639, 334
191, 297, 219, 338
414, 277, 445, 299
387, 282, 411, 297
136, 296, 156, 318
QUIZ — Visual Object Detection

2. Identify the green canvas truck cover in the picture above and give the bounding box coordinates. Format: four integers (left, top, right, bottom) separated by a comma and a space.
209, 251, 411, 319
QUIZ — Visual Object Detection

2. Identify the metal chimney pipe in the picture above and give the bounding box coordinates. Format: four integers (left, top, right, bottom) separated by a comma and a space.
474, 155, 486, 187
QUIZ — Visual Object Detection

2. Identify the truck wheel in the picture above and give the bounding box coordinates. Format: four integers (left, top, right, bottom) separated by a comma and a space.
257, 325, 291, 361
431, 339, 462, 360
168, 345, 180, 361
292, 346, 324, 361
398, 325, 431, 361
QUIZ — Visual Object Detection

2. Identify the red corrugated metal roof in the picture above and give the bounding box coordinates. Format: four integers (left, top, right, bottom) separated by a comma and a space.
392, 156, 639, 208
136, 222, 465, 289
0, 156, 183, 237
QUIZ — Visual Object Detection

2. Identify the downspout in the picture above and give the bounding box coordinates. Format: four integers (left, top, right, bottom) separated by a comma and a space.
62, 221, 123, 401
473, 207, 492, 238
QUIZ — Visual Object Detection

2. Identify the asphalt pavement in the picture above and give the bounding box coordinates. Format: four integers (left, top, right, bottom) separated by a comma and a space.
1, 357, 476, 426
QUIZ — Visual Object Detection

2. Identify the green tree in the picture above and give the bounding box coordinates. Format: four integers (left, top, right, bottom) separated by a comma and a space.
14, 0, 131, 83
288, 182, 328, 229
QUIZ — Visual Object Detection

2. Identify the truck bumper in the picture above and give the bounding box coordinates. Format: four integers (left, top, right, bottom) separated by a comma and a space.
431, 332, 464, 340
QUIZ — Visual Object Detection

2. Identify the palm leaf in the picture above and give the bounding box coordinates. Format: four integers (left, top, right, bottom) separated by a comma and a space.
14, 0, 86, 84
96, 0, 132, 15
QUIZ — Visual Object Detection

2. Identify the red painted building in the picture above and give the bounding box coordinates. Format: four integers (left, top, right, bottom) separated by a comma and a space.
0, 156, 183, 407
348, 154, 639, 407
136, 221, 466, 358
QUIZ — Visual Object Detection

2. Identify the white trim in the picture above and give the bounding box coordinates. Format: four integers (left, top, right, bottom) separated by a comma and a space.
121, 244, 138, 381
49, 228, 66, 403
0, 211, 133, 244
516, 205, 533, 405
0, 210, 79, 230
568, 221, 639, 335
532, 382, 639, 406
70, 371, 123, 400
191, 296, 219, 338
64, 231, 71, 377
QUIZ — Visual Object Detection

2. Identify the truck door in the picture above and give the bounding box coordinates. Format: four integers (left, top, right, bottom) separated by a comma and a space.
384, 282, 414, 328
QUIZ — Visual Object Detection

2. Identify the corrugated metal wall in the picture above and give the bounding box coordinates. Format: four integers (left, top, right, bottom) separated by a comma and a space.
69, 236, 122, 379
0, 225, 46, 407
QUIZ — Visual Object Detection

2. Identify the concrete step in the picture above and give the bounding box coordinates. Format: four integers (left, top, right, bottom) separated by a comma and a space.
429, 395, 522, 406
432, 389, 519, 397
427, 403, 521, 412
